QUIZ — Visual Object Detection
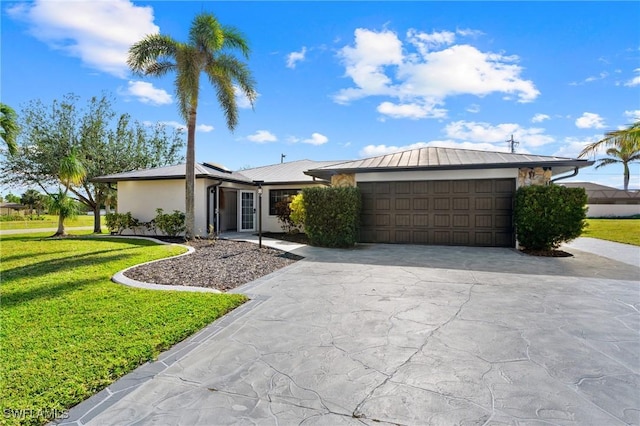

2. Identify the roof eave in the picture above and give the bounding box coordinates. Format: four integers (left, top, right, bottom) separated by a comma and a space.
305, 160, 594, 180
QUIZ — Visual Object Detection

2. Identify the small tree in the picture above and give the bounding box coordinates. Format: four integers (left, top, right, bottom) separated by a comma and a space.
289, 193, 305, 228
274, 196, 301, 233
514, 185, 587, 251
21, 189, 44, 216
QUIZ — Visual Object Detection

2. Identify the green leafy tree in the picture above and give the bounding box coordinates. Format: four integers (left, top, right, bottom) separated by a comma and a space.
20, 189, 45, 215
1, 94, 184, 232
4, 193, 21, 203
579, 121, 640, 190
128, 12, 257, 239
0, 103, 19, 156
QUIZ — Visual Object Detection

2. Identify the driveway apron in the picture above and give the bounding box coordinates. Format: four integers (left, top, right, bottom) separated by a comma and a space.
61, 243, 639, 425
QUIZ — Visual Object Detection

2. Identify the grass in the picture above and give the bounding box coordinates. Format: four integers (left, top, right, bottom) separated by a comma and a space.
0, 215, 98, 230
0, 232, 247, 425
584, 218, 640, 246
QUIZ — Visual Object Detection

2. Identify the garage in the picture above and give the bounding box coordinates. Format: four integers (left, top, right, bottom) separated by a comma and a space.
359, 178, 515, 247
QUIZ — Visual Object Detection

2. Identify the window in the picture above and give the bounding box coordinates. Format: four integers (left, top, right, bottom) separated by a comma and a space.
269, 189, 301, 215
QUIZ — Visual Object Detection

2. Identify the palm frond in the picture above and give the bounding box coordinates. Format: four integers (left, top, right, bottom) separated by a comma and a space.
0, 103, 19, 155
174, 45, 201, 121
206, 66, 238, 131
594, 158, 621, 169
210, 54, 257, 107
127, 34, 179, 76
221, 26, 251, 58
579, 121, 640, 158
190, 13, 223, 53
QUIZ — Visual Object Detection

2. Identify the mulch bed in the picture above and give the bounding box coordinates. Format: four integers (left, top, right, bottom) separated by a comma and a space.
123, 238, 302, 291
262, 232, 310, 244
520, 249, 573, 257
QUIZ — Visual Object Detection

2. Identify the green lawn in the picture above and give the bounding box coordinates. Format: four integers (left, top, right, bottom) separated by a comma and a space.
584, 218, 640, 246
0, 215, 98, 230
0, 232, 247, 426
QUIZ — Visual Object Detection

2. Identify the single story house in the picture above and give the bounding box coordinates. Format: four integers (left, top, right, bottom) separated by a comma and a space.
0, 202, 27, 215
559, 182, 640, 218
93, 147, 593, 247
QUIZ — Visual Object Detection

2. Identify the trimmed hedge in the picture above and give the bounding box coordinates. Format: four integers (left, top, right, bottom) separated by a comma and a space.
514, 185, 588, 250
302, 186, 361, 247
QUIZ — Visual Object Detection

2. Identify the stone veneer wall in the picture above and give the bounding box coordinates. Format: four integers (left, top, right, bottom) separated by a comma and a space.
331, 173, 356, 187
518, 167, 552, 187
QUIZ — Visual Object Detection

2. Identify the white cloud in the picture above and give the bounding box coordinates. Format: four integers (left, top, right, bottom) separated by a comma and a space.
553, 135, 601, 158
444, 120, 554, 147
159, 121, 186, 131
124, 81, 172, 105
7, 0, 158, 78
624, 110, 640, 122
531, 113, 550, 123
466, 104, 481, 113
377, 101, 447, 120
575, 112, 606, 129
286, 46, 307, 69
359, 140, 511, 158
302, 133, 329, 146
407, 29, 455, 56
197, 124, 214, 133
334, 28, 539, 115
624, 68, 640, 87
234, 85, 258, 109
247, 130, 277, 143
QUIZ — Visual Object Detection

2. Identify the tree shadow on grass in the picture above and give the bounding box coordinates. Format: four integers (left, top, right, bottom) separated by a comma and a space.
1, 246, 145, 278
2, 275, 112, 309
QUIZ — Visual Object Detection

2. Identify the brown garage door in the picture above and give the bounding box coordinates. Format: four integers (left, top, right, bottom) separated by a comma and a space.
359, 179, 515, 247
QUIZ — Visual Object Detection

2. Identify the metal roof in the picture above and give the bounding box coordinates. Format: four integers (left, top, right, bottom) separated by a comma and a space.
305, 147, 593, 179
239, 160, 341, 184
92, 160, 341, 185
560, 182, 640, 203
92, 163, 253, 184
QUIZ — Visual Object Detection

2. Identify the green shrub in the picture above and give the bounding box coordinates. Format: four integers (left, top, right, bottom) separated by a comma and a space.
290, 193, 305, 227
274, 197, 300, 233
303, 186, 361, 248
514, 185, 588, 250
105, 212, 136, 235
154, 208, 185, 237
0, 214, 24, 222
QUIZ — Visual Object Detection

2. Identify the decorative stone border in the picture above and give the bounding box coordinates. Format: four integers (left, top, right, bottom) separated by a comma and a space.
91, 235, 222, 293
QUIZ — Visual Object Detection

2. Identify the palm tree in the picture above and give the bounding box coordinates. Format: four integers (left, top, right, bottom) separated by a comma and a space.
579, 121, 640, 190
50, 151, 86, 236
127, 12, 257, 239
1, 103, 19, 156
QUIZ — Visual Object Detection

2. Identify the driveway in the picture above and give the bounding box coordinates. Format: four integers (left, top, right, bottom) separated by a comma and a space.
61, 241, 639, 425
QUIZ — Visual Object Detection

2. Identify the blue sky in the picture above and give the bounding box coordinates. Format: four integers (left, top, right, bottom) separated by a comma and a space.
2, 1, 639, 190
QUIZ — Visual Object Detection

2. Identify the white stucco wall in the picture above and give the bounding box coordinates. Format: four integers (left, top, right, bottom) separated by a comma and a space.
117, 179, 211, 236
586, 204, 640, 218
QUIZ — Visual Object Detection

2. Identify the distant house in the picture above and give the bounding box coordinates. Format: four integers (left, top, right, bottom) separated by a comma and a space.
0, 202, 27, 216
93, 147, 593, 247
560, 182, 640, 217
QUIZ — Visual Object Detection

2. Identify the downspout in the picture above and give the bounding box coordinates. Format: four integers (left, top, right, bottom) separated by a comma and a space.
550, 167, 579, 184
206, 182, 222, 235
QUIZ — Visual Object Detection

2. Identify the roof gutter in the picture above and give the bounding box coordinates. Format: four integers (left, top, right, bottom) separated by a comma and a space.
550, 167, 579, 184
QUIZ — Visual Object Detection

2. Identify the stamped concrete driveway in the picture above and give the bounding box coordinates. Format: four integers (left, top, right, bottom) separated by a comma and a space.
63, 242, 639, 426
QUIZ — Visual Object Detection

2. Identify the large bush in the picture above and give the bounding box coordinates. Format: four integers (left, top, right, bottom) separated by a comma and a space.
514, 185, 588, 250
303, 186, 361, 248
154, 208, 186, 237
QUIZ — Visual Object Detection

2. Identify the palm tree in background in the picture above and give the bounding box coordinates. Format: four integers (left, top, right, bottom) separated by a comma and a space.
1, 103, 19, 156
127, 12, 257, 238
579, 122, 640, 190
49, 151, 87, 236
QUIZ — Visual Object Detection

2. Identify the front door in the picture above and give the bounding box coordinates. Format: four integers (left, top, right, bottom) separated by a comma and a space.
238, 190, 256, 232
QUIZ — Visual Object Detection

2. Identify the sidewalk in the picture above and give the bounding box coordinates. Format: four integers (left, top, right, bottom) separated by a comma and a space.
0, 226, 96, 235
563, 237, 640, 268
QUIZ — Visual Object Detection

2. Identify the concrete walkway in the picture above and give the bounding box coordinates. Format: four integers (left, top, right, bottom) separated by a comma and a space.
58, 238, 639, 425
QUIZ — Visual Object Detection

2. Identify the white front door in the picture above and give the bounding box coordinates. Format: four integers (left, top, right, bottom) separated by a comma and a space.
238, 190, 256, 232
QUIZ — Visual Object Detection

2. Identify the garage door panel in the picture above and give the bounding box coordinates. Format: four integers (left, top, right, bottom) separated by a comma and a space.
434, 198, 450, 210
395, 198, 410, 210
358, 178, 514, 247
395, 214, 411, 227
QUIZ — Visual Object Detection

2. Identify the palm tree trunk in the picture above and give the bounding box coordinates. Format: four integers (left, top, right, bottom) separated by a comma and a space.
624, 162, 630, 191
185, 108, 197, 239
55, 213, 66, 236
